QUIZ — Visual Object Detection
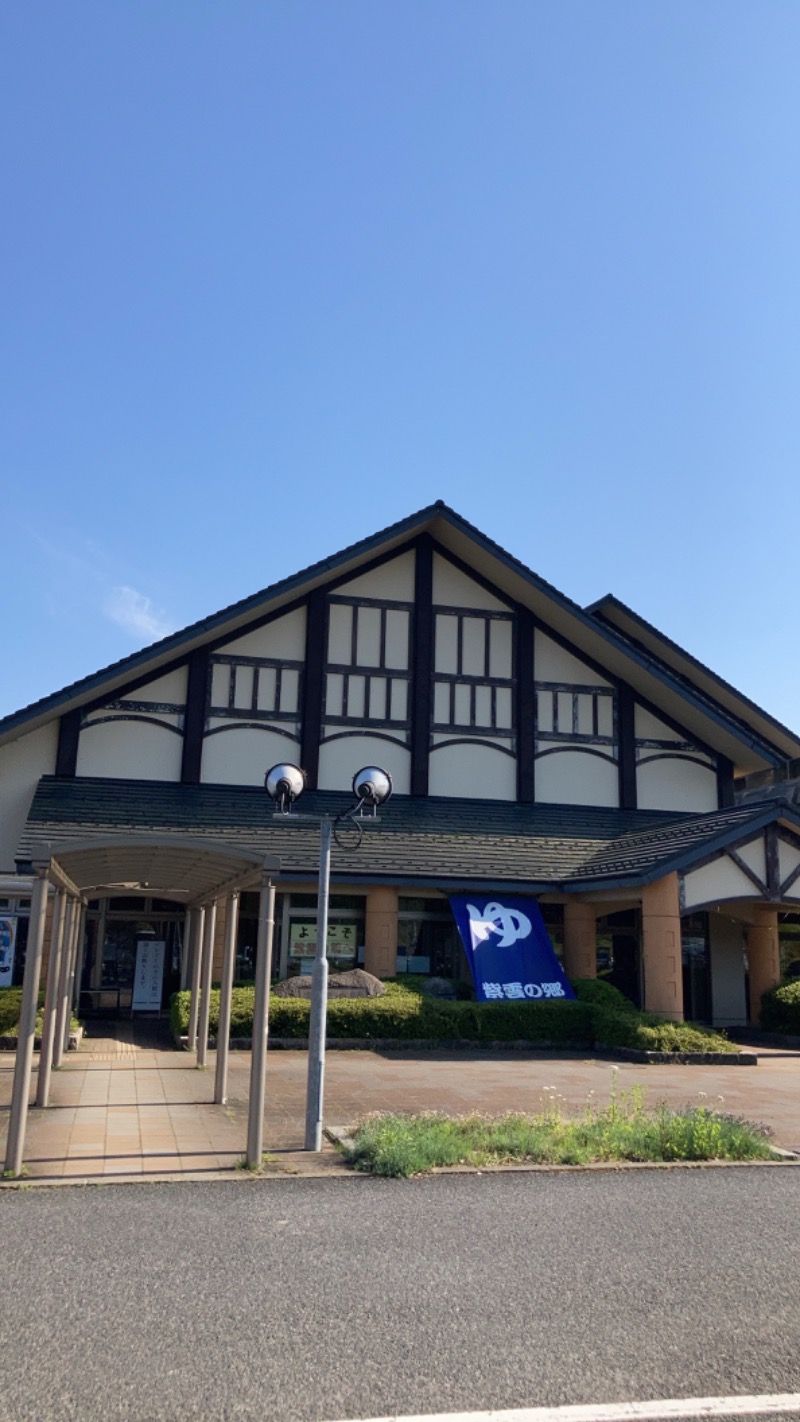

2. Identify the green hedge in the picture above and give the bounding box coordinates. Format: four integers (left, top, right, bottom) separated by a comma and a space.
570, 978, 637, 1013
760, 980, 800, 1035
0, 988, 47, 1036
170, 982, 595, 1046
592, 1006, 737, 1054
169, 978, 737, 1054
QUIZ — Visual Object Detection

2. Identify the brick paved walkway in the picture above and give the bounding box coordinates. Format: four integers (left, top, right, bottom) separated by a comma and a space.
2, 1024, 800, 1184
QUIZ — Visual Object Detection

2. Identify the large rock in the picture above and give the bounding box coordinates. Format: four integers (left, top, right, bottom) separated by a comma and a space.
272, 968, 386, 1000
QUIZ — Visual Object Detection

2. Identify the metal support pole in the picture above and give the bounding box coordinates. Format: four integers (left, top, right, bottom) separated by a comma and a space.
214, 891, 240, 1105
246, 878, 276, 1169
63, 902, 85, 1055
70, 902, 88, 1024
187, 904, 205, 1051
196, 899, 217, 1068
53, 897, 78, 1070
35, 889, 67, 1108
180, 908, 193, 992
4, 869, 49, 1178
305, 815, 331, 1152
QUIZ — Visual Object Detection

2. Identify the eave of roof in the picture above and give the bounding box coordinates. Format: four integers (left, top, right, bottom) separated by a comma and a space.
1, 500, 794, 771
565, 798, 800, 892
18, 777, 798, 897
586, 593, 800, 762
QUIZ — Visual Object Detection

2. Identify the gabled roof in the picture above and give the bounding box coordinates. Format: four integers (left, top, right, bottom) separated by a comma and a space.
2, 501, 797, 772
567, 798, 800, 890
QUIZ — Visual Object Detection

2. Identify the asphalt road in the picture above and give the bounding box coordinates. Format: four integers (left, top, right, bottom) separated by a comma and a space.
2, 1168, 800, 1422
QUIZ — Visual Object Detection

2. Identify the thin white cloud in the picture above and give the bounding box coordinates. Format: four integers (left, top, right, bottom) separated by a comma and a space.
104, 586, 175, 641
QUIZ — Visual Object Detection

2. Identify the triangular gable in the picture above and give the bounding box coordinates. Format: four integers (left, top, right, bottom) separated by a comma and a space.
1, 501, 797, 774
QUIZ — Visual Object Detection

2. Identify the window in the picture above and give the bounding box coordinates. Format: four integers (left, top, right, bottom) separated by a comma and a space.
397, 897, 467, 980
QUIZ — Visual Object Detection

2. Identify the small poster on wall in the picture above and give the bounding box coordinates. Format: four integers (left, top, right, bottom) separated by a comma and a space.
0, 917, 17, 988
132, 940, 166, 1011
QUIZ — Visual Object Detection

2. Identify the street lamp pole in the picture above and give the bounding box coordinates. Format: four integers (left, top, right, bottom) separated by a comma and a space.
306, 813, 331, 1151
265, 763, 392, 1151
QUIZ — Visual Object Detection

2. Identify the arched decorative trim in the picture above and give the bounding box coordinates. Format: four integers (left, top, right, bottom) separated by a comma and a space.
81, 714, 183, 737
319, 729, 409, 748
430, 736, 516, 760
534, 745, 616, 763
203, 722, 300, 741
637, 751, 715, 769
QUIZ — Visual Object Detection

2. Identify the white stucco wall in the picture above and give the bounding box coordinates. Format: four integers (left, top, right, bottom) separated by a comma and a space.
634, 706, 684, 743
433, 555, 506, 611
318, 736, 411, 794
734, 835, 767, 885
219, 607, 307, 660
428, 741, 517, 800
335, 551, 416, 602
682, 856, 756, 911
129, 668, 188, 703
534, 749, 618, 807
77, 718, 183, 782
0, 722, 59, 870
201, 725, 302, 786
636, 756, 717, 813
709, 913, 747, 1028
535, 631, 611, 687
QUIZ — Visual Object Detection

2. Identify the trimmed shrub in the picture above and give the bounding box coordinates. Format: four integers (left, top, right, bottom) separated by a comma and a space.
760, 980, 800, 1034
569, 977, 637, 1013
592, 1005, 737, 1054
0, 988, 24, 1035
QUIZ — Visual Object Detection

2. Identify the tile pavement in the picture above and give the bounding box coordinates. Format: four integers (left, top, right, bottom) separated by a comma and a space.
2, 1024, 800, 1185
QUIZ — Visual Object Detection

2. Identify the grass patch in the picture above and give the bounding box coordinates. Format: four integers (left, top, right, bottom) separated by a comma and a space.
342, 1079, 774, 1176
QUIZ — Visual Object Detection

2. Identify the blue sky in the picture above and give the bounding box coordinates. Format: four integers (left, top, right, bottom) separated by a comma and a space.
3, 2, 799, 731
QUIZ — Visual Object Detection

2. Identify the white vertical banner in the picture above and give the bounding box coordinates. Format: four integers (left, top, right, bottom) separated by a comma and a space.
132, 940, 166, 1011
0, 917, 17, 988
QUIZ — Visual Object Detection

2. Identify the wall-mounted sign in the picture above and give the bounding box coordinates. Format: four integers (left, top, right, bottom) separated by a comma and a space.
449, 895, 575, 1004
289, 922, 357, 963
132, 939, 166, 1011
0, 917, 17, 988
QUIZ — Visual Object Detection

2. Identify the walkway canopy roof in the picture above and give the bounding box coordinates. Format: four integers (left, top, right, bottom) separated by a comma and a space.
19, 833, 279, 906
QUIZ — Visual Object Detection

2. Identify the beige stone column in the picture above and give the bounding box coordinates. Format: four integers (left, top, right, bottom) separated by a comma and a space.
747, 905, 780, 1026
642, 873, 684, 1021
562, 900, 597, 981
363, 886, 398, 978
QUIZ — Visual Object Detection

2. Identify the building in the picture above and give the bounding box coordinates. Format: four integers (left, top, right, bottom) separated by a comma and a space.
2, 499, 800, 1036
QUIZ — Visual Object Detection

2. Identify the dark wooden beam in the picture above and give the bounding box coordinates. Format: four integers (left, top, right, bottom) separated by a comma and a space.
55, 709, 81, 777
410, 536, 434, 797
766, 823, 780, 900
300, 589, 327, 788
617, 682, 637, 809
181, 647, 210, 784
717, 755, 735, 809
515, 605, 535, 803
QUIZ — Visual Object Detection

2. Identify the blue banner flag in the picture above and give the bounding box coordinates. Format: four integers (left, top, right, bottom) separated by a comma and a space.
449, 895, 575, 1004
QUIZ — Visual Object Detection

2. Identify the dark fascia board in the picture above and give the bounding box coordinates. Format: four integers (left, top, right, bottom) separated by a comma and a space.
587, 592, 800, 762
563, 799, 800, 894
0, 497, 792, 768
428, 508, 793, 768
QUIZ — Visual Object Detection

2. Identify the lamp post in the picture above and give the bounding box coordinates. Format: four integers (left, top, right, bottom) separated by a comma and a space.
265, 763, 392, 1150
